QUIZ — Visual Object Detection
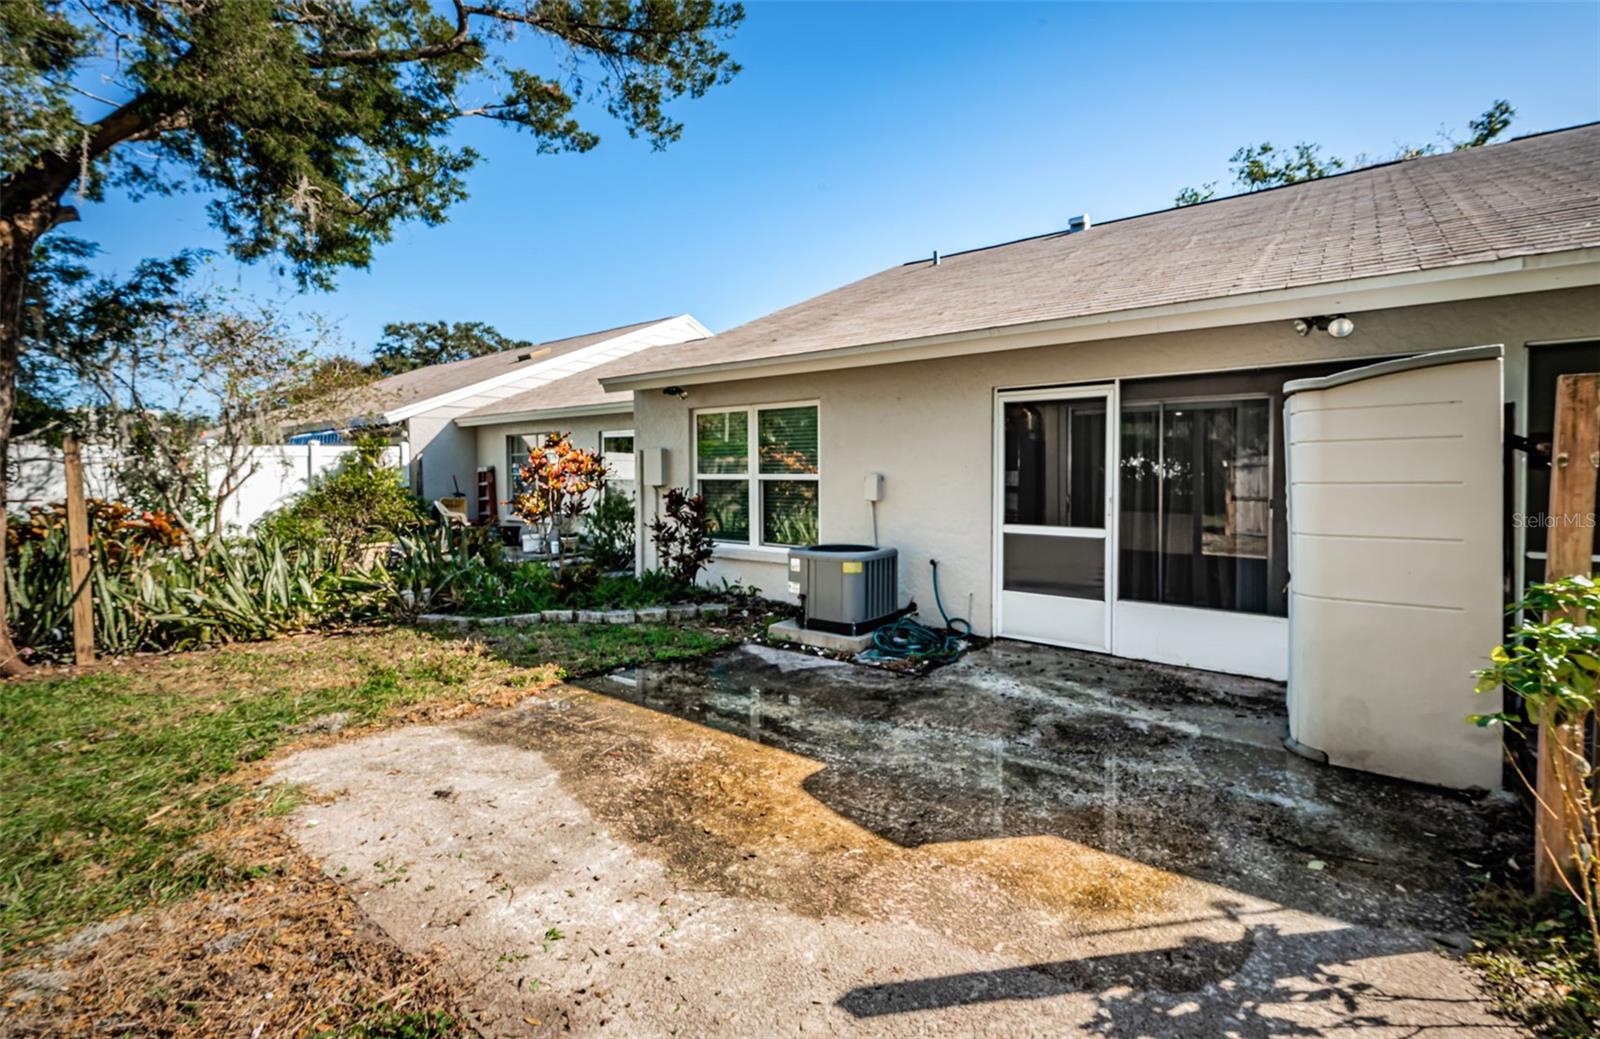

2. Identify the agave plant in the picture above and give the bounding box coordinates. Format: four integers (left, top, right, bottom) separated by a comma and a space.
377, 528, 481, 620
6, 521, 393, 659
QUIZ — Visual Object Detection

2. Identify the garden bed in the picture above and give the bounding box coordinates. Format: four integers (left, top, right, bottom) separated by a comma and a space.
416, 602, 729, 628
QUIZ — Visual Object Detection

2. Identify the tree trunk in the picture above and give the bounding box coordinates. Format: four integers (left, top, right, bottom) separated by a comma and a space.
1, 89, 167, 674
0, 212, 46, 674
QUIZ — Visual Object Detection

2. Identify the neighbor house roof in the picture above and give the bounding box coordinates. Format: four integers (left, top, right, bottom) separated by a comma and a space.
455, 349, 671, 426
344, 317, 669, 420
606, 123, 1600, 387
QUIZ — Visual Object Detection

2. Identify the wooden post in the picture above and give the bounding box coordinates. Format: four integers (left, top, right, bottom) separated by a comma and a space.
1534, 373, 1599, 894
62, 434, 95, 666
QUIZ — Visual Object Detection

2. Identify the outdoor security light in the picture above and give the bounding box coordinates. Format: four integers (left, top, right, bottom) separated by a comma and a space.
1293, 315, 1355, 338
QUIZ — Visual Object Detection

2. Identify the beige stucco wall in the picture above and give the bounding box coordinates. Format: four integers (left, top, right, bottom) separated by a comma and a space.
408, 414, 478, 512
634, 285, 1600, 629
471, 413, 635, 523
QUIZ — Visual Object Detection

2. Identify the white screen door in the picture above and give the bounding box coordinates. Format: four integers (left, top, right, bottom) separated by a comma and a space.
995, 386, 1115, 650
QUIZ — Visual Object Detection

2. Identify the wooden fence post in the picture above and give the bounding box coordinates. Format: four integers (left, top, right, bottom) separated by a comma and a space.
1534, 372, 1599, 894
62, 434, 95, 666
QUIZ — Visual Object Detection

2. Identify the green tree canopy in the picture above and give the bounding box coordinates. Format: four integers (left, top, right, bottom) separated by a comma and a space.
15, 237, 199, 440
370, 320, 536, 376
0, 0, 743, 672
1173, 100, 1516, 206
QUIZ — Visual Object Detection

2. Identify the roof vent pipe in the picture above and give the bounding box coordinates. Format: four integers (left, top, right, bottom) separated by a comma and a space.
1067, 213, 1091, 233
932, 250, 940, 266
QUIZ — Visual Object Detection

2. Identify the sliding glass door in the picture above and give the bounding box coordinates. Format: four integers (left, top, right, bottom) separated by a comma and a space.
1119, 398, 1273, 614
994, 386, 1114, 650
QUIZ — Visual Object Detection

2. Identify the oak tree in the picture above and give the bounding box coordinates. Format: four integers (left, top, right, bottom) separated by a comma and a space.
1173, 100, 1516, 206
370, 320, 535, 375
0, 0, 743, 672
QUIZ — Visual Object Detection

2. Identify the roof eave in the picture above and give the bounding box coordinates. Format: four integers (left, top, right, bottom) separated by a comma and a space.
455, 400, 634, 428
603, 247, 1600, 391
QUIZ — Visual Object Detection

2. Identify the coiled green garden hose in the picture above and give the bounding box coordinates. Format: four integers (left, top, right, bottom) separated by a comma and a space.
869, 560, 971, 664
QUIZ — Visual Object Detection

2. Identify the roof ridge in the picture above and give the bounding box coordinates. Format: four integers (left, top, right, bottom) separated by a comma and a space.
369, 315, 674, 387
535, 315, 672, 347
903, 119, 1600, 267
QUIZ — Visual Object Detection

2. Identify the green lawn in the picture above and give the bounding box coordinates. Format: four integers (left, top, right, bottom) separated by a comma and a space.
0, 621, 741, 959
473, 620, 734, 672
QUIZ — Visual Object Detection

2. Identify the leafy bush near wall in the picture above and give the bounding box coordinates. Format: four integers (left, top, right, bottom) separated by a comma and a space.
649, 488, 715, 585
582, 491, 636, 572
447, 564, 707, 615
7, 511, 746, 662
390, 527, 719, 618
1471, 574, 1600, 992
255, 435, 427, 555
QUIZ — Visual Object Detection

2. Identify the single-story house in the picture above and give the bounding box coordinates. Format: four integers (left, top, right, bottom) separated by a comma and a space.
453, 348, 687, 524
604, 122, 1600, 791
295, 314, 709, 519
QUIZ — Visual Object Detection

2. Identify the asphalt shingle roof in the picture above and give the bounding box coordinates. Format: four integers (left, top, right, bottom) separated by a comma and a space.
461, 348, 669, 421
616, 124, 1600, 380
348, 317, 667, 418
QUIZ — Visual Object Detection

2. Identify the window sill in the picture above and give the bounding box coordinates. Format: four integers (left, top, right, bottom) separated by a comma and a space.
711, 544, 792, 563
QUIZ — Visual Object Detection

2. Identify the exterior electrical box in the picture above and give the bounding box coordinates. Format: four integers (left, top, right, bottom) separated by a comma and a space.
642, 447, 668, 488
789, 544, 899, 635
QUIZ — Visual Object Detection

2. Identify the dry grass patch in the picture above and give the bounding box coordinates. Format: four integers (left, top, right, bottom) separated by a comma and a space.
1, 629, 555, 960
0, 616, 765, 1036
0, 820, 470, 1038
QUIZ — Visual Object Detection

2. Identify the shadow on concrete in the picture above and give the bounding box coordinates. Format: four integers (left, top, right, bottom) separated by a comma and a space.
836, 908, 1498, 1035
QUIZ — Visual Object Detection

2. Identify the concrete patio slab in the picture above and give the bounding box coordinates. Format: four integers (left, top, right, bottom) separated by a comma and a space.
273, 641, 1524, 1038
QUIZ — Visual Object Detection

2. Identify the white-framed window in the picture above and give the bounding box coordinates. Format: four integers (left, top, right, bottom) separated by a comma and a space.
693, 402, 819, 547
601, 428, 636, 497
505, 432, 550, 521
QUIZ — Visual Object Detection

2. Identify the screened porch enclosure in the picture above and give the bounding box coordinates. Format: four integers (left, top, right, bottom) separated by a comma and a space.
1118, 398, 1273, 616
994, 361, 1361, 675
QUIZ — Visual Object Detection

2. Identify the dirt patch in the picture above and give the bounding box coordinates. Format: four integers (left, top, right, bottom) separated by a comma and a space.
478, 684, 1204, 953
927, 837, 1182, 918
0, 821, 471, 1038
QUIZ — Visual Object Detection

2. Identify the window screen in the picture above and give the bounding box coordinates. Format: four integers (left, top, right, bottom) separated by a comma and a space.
696, 411, 748, 474
1119, 399, 1271, 614
759, 406, 819, 475
694, 404, 819, 547
1003, 400, 1106, 528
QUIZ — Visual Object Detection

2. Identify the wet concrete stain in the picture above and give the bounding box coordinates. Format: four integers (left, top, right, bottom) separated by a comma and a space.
270, 639, 1529, 1035
465, 639, 1507, 963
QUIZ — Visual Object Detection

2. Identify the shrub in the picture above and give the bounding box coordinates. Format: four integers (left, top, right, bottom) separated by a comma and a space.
379, 527, 488, 619
648, 488, 715, 585
1473, 574, 1600, 968
8, 498, 188, 563
510, 433, 607, 568
6, 523, 388, 661
433, 560, 706, 616
256, 434, 427, 555
583, 491, 635, 571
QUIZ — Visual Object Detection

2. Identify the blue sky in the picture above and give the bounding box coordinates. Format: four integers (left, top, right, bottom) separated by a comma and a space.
76, 1, 1600, 357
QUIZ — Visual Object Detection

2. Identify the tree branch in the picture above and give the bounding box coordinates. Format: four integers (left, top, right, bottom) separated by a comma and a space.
307, 0, 473, 68
2, 90, 174, 224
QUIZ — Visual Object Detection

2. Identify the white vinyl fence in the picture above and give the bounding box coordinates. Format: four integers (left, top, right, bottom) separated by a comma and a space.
7, 440, 409, 533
